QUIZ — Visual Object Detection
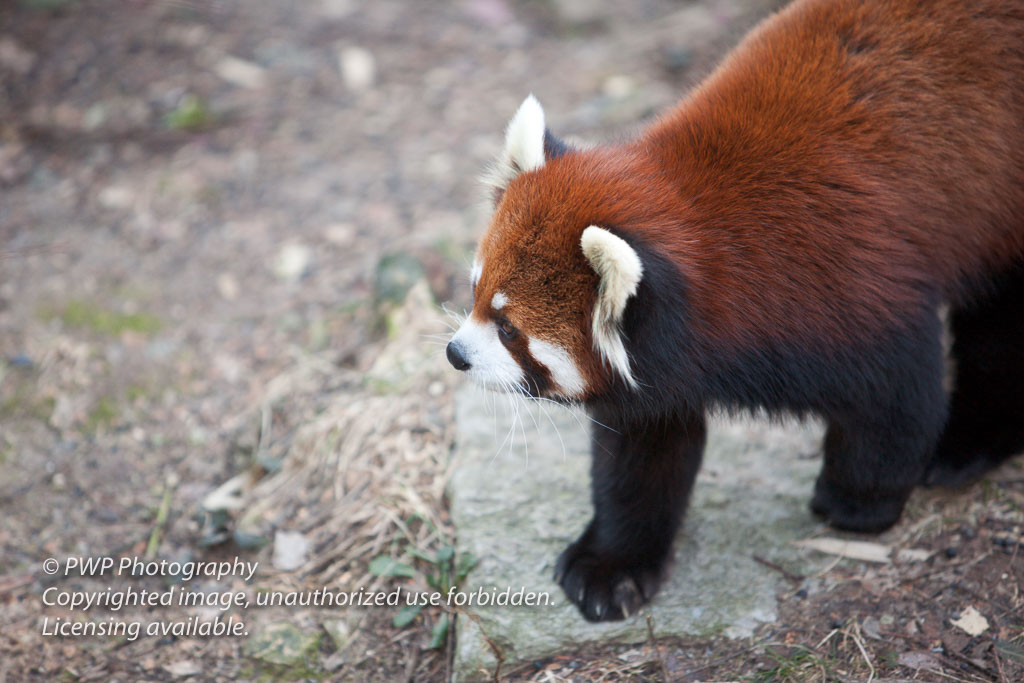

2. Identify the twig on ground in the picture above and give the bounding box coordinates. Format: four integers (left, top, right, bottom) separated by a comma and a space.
848, 620, 875, 683
753, 553, 805, 584
646, 613, 671, 682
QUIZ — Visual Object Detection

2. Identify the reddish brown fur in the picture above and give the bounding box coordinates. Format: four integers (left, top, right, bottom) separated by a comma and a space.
474, 0, 1024, 394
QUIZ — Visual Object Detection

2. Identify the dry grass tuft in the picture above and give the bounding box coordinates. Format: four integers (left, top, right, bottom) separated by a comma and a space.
236, 281, 458, 588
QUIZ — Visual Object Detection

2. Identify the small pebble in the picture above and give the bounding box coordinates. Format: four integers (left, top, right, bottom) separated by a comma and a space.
217, 273, 240, 301
338, 46, 376, 91
273, 243, 312, 282
662, 45, 694, 74
214, 55, 267, 89
602, 74, 634, 99
944, 546, 958, 558
8, 353, 33, 368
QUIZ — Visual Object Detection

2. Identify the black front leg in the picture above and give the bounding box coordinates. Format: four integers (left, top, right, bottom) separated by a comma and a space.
555, 406, 706, 621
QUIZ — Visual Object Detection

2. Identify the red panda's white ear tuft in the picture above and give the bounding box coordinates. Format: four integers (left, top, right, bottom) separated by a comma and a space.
483, 95, 546, 195
505, 94, 546, 172
581, 226, 642, 388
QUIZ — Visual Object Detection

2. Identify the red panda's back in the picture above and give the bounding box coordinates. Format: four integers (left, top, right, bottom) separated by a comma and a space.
637, 0, 1024, 341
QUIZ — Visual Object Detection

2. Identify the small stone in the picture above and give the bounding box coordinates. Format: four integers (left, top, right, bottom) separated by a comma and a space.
463, 0, 514, 27
50, 394, 77, 431
83, 103, 107, 130
272, 530, 310, 571
164, 660, 202, 678
945, 546, 958, 558
51, 472, 67, 491
428, 381, 445, 397
164, 24, 209, 48
214, 56, 267, 89
552, 0, 603, 24
273, 243, 312, 282
662, 45, 694, 75
323, 222, 355, 246
92, 507, 120, 524
338, 46, 376, 91
323, 618, 353, 650
98, 185, 134, 210
216, 273, 239, 301
8, 353, 33, 368
318, 0, 355, 19
603, 75, 634, 99
214, 353, 243, 383
0, 37, 35, 75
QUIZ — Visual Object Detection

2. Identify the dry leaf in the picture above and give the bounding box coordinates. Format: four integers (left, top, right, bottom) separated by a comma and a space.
898, 650, 941, 671
951, 605, 989, 636
793, 537, 891, 563
895, 547, 932, 562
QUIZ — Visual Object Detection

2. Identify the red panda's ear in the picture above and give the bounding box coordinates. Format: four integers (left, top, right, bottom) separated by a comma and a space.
581, 226, 642, 388
503, 94, 546, 174
484, 95, 571, 204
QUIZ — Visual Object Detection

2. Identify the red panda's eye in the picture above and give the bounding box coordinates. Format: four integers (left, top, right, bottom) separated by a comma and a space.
497, 319, 517, 340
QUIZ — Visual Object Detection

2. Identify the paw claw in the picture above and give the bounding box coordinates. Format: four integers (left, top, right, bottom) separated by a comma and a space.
556, 541, 665, 622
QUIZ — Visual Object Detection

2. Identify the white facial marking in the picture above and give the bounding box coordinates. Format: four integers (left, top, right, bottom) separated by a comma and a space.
491, 291, 508, 310
581, 225, 643, 388
470, 259, 483, 289
529, 338, 587, 398
450, 317, 524, 391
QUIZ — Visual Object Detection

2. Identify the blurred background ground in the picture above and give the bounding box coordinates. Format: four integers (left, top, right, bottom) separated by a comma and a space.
0, 0, 1021, 681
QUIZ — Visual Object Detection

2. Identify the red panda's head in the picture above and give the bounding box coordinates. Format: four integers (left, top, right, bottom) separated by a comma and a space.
446, 96, 647, 401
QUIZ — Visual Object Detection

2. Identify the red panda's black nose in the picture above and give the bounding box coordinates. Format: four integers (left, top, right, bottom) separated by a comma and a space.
446, 341, 471, 371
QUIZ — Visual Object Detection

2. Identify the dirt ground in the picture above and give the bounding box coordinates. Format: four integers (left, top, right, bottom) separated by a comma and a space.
1, 0, 1022, 681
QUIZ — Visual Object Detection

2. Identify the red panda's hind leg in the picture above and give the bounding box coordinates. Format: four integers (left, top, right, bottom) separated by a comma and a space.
810, 420, 922, 533
811, 320, 949, 533
555, 407, 706, 622
926, 263, 1024, 488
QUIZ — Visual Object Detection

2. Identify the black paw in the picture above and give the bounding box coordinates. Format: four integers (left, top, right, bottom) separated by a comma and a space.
554, 540, 664, 622
810, 478, 908, 533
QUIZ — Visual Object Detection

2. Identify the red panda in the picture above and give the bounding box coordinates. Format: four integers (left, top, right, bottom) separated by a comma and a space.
446, 0, 1024, 622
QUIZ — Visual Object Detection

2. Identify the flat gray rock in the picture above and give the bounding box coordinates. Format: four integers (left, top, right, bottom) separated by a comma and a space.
449, 386, 832, 681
